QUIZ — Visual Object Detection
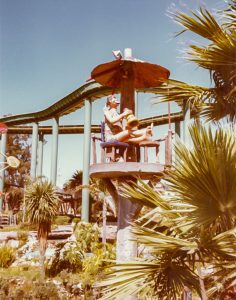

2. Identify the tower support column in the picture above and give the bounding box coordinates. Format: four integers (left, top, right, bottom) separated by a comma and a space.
50, 118, 59, 185
30, 123, 38, 180
81, 99, 92, 222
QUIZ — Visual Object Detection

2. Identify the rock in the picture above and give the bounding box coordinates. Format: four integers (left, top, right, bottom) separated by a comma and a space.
7, 239, 19, 248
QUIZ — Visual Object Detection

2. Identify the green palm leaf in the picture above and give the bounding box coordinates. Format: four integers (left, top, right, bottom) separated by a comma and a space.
97, 258, 200, 300
168, 124, 236, 230
25, 179, 60, 236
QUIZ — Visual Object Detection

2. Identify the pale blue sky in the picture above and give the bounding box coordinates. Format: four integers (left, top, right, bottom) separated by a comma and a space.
0, 0, 226, 185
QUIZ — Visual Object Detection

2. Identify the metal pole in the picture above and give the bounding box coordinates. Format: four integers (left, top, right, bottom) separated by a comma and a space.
37, 133, 44, 178
81, 99, 92, 222
0, 132, 7, 211
30, 123, 38, 180
50, 118, 59, 185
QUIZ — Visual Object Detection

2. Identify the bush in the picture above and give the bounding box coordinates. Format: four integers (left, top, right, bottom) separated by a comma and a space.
54, 216, 72, 225
0, 278, 61, 300
47, 240, 84, 277
17, 231, 29, 247
74, 222, 100, 252
47, 223, 115, 278
0, 246, 16, 267
30, 281, 60, 299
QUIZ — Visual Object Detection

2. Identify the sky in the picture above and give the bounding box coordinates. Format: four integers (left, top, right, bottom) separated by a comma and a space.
0, 0, 227, 186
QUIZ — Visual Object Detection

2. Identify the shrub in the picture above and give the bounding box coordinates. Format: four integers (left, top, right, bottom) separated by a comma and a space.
30, 281, 60, 300
47, 240, 84, 277
0, 278, 61, 300
54, 216, 72, 225
0, 246, 16, 267
17, 231, 29, 247
74, 222, 100, 252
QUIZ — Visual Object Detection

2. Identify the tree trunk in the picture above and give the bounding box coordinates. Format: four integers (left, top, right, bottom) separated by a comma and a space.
196, 262, 207, 300
102, 197, 107, 246
39, 235, 47, 281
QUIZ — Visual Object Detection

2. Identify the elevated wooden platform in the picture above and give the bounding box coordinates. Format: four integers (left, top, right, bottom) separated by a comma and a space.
90, 162, 165, 179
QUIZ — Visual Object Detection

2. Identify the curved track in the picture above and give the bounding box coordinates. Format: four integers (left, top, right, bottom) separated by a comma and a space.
0, 80, 183, 127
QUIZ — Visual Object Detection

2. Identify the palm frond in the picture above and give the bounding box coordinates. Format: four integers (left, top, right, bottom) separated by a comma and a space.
97, 257, 200, 300
168, 124, 236, 231
152, 79, 211, 109
132, 224, 197, 255
165, 5, 236, 122
25, 179, 60, 235
172, 8, 235, 49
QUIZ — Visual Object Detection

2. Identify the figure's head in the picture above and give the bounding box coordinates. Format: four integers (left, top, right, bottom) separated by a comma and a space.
106, 95, 120, 108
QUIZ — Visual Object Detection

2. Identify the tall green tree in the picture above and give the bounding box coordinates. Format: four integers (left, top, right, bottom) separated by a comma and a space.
5, 134, 31, 188
25, 179, 60, 280
3, 134, 31, 211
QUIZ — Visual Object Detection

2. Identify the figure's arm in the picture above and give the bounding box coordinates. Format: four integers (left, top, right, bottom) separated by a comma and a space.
104, 109, 130, 124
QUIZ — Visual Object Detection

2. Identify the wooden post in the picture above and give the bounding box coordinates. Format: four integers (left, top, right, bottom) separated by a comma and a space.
165, 130, 172, 166
120, 49, 135, 115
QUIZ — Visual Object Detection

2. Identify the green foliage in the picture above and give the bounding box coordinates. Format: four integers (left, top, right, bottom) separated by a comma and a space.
19, 222, 38, 231
25, 179, 60, 232
0, 246, 16, 268
64, 170, 83, 191
47, 241, 84, 277
0, 266, 40, 281
153, 1, 236, 122
47, 222, 116, 291
30, 281, 60, 299
0, 278, 60, 300
17, 231, 29, 247
74, 222, 100, 253
98, 125, 236, 299
54, 216, 72, 225
5, 134, 31, 190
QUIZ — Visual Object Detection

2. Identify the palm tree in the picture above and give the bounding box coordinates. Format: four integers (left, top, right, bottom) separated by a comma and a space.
152, 1, 236, 122
97, 124, 236, 299
25, 179, 60, 280
97, 3, 236, 298
64, 170, 83, 192
64, 170, 117, 221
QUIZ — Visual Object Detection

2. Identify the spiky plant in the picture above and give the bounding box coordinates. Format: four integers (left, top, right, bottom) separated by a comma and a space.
25, 179, 60, 280
64, 170, 83, 191
152, 1, 236, 122
97, 124, 236, 299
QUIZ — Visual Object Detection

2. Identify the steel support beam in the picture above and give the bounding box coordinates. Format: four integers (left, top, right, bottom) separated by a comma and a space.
50, 118, 59, 185
37, 133, 44, 178
30, 123, 38, 180
81, 99, 92, 222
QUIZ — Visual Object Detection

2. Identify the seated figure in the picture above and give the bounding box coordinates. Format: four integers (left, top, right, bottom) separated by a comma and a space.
104, 95, 153, 144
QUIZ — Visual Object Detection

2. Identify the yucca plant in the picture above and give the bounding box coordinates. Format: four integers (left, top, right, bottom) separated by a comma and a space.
25, 179, 60, 280
152, 1, 236, 122
97, 124, 236, 299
